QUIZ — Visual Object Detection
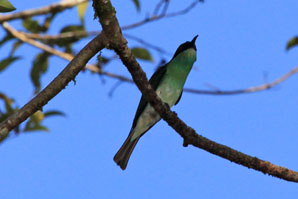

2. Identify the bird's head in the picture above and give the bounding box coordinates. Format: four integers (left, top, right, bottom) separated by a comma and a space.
172, 35, 198, 62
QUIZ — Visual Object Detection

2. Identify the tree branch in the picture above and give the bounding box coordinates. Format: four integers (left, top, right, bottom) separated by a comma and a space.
4, 21, 297, 96
0, 0, 88, 23
24, 30, 97, 40
184, 66, 298, 95
23, 31, 170, 55
2, 22, 73, 60
93, 0, 298, 183
0, 32, 108, 142
1, 21, 132, 82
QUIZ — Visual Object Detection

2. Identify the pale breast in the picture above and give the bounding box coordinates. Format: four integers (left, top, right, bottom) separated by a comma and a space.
156, 84, 181, 107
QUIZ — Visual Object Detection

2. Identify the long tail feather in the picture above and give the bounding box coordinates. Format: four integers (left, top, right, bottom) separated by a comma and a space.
114, 134, 140, 170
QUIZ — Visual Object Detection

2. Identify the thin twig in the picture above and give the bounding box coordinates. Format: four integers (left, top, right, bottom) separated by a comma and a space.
122, 0, 202, 30
23, 31, 96, 40
124, 33, 170, 55
160, 0, 170, 17
0, 0, 88, 22
153, 0, 166, 16
166, 0, 201, 18
23, 31, 170, 55
108, 81, 124, 97
2, 22, 73, 60
153, 0, 169, 17
184, 66, 298, 95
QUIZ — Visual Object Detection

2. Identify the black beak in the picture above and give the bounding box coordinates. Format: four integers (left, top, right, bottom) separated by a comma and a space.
191, 35, 199, 44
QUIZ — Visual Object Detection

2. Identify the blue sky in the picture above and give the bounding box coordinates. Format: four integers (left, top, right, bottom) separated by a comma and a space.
1, 0, 298, 198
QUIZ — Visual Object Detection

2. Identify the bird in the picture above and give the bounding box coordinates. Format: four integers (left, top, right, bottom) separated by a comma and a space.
114, 35, 198, 170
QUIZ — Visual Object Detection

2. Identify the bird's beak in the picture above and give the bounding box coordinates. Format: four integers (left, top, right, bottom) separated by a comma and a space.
191, 35, 199, 44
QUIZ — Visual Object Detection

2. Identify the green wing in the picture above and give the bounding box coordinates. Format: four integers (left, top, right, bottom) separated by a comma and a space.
175, 91, 183, 105
131, 65, 167, 129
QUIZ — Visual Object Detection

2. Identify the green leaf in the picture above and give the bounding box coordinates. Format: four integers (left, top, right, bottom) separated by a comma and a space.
0, 56, 20, 72
9, 40, 23, 56
132, 0, 140, 12
64, 44, 74, 54
24, 123, 49, 132
94, 55, 110, 71
131, 47, 153, 62
56, 25, 85, 45
41, 12, 57, 32
60, 25, 85, 34
31, 111, 44, 124
0, 33, 14, 46
0, 92, 14, 113
22, 17, 46, 33
52, 25, 86, 53
23, 111, 49, 132
286, 36, 298, 51
44, 110, 65, 117
30, 125, 49, 132
0, 92, 13, 106
0, 113, 10, 125
30, 52, 49, 93
77, 1, 89, 23
0, 0, 16, 12
97, 56, 109, 64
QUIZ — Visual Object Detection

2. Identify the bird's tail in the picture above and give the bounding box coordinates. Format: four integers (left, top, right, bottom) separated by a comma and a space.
114, 133, 140, 170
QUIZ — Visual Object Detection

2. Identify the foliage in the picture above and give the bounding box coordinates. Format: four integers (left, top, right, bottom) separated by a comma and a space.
77, 1, 89, 23
132, 0, 140, 12
30, 52, 50, 93
24, 110, 65, 132
131, 47, 153, 62
0, 56, 20, 72
0, 1, 114, 141
0, 92, 65, 137
0, 0, 15, 12
286, 36, 298, 51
